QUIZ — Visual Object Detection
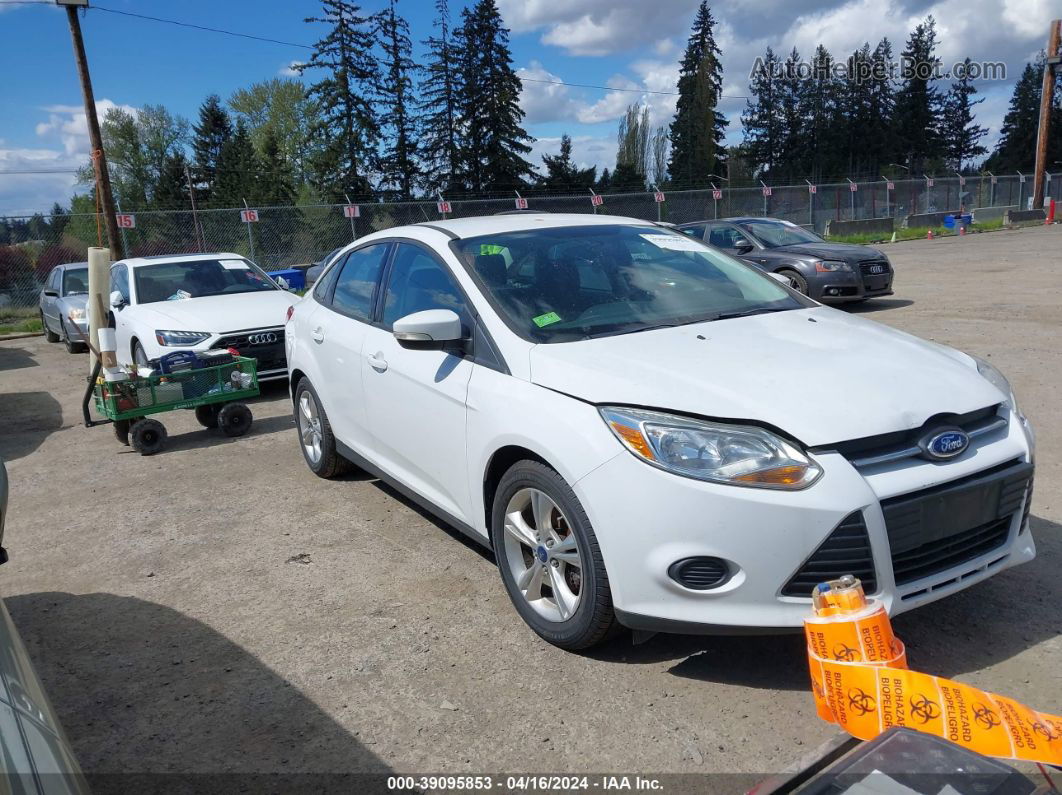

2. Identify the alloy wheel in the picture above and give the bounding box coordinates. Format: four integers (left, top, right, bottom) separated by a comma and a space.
298, 391, 323, 465
501, 487, 583, 622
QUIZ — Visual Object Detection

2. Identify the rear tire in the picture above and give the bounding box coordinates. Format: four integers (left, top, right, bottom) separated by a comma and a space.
42, 314, 60, 342
113, 419, 130, 446
217, 402, 252, 437
490, 460, 619, 651
778, 268, 809, 295
130, 418, 167, 456
194, 404, 220, 428
294, 378, 351, 478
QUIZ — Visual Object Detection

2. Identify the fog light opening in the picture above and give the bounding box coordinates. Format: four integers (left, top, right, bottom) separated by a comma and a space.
667, 557, 732, 590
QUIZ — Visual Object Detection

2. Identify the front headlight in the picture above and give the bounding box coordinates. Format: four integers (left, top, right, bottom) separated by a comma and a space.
814, 260, 850, 272
600, 406, 822, 489
973, 356, 1017, 411
67, 307, 86, 322
155, 330, 211, 347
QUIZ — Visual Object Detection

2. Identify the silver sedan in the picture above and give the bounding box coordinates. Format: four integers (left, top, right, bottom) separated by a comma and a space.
39, 262, 90, 353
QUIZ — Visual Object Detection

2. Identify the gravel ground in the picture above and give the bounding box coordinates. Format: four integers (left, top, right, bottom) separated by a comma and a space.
0, 224, 1059, 786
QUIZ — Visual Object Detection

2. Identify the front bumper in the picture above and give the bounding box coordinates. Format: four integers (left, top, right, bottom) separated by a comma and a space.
575, 410, 1034, 632
148, 328, 288, 381
810, 267, 894, 303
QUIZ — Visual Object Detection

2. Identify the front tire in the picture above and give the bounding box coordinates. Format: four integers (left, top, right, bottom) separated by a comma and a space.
490, 460, 617, 651
195, 404, 220, 428
217, 402, 252, 437
130, 418, 167, 455
294, 378, 351, 478
42, 314, 60, 342
778, 268, 809, 295
61, 320, 85, 354
133, 341, 149, 369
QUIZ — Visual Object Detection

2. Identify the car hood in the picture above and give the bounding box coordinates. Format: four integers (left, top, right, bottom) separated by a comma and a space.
59, 294, 88, 310
528, 307, 1003, 447
136, 290, 296, 333
773, 242, 885, 262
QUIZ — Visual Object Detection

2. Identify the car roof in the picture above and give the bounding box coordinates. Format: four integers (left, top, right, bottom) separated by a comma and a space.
405, 212, 662, 240
56, 261, 88, 270
678, 217, 776, 227
117, 252, 247, 268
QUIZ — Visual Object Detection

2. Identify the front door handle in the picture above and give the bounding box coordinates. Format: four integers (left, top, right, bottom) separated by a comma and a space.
367, 353, 388, 372
312, 327, 324, 343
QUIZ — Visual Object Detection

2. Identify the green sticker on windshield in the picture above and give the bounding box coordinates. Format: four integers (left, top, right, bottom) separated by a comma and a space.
533, 311, 562, 327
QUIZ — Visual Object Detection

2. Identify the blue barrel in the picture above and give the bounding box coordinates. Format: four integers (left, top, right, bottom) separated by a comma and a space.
267, 268, 305, 291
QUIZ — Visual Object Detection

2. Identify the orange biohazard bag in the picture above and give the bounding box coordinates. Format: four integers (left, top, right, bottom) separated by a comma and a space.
805, 575, 1062, 765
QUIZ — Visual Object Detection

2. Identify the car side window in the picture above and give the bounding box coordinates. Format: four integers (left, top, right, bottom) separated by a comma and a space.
49, 269, 62, 291
111, 264, 130, 302
381, 243, 468, 330
330, 245, 388, 322
680, 224, 707, 240
313, 251, 347, 303
708, 226, 748, 249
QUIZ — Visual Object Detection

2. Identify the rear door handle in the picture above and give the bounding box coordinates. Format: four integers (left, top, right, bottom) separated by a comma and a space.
367, 353, 388, 372
312, 327, 324, 343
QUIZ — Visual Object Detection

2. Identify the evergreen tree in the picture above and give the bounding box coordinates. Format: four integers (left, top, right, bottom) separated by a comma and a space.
892, 17, 944, 172
192, 95, 232, 202
375, 0, 419, 199
799, 45, 843, 181
48, 202, 69, 245
418, 0, 463, 193
649, 127, 669, 186
154, 152, 189, 209
668, 1, 726, 186
212, 120, 261, 207
837, 44, 877, 176
742, 46, 782, 177
299, 0, 378, 197
539, 134, 596, 191
230, 78, 318, 183
866, 38, 897, 174
985, 57, 1057, 173
256, 129, 297, 205
595, 167, 612, 192
776, 47, 804, 183
457, 0, 534, 192
941, 58, 988, 171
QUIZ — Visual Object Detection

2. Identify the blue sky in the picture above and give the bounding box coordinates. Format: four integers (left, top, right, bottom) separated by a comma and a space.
0, 0, 1055, 214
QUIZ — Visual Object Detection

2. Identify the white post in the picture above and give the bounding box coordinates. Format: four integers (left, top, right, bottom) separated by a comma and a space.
881, 176, 890, 218
86, 246, 111, 374
344, 192, 357, 241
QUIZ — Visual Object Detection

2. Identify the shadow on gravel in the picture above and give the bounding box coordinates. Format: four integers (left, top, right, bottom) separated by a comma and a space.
6, 592, 392, 791
152, 413, 296, 454
590, 515, 1060, 693
0, 344, 37, 372
844, 298, 914, 314
0, 390, 63, 461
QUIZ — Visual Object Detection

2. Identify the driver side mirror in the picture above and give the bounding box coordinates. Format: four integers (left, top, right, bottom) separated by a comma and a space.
109, 290, 126, 309
43, 289, 59, 298
392, 309, 463, 349
733, 240, 754, 255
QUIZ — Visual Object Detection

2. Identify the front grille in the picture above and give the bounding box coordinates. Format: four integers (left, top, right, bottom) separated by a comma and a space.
882, 459, 1032, 585
819, 405, 1005, 469
859, 260, 891, 277
890, 518, 1010, 585
782, 512, 877, 597
216, 327, 286, 371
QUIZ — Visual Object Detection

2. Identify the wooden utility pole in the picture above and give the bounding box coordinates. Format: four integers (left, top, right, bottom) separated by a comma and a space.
61, 1, 124, 259
1032, 19, 1061, 210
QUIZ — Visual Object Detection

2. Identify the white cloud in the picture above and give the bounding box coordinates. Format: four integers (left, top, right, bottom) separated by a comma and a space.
517, 62, 579, 124
528, 134, 615, 177
279, 61, 305, 77
34, 99, 137, 158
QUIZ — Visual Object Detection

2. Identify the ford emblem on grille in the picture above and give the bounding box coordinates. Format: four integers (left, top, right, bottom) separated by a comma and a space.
919, 428, 970, 460
247, 332, 277, 345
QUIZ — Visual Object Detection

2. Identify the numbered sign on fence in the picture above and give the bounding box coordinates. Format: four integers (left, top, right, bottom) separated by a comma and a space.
712, 189, 723, 200
808, 185, 817, 195
1019, 174, 1026, 183
437, 200, 452, 214
762, 186, 772, 197
958, 176, 966, 187
926, 178, 935, 188
886, 181, 895, 191
343, 205, 360, 218
240, 209, 259, 223
991, 176, 998, 185
590, 194, 603, 207
116, 214, 135, 229
849, 182, 858, 192
515, 197, 528, 210
653, 191, 665, 203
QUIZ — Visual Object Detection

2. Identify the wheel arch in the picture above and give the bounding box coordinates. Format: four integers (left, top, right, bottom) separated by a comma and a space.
482, 444, 554, 539
289, 368, 307, 404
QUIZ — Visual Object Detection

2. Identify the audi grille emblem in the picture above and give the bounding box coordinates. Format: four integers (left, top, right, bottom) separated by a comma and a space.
247, 332, 278, 345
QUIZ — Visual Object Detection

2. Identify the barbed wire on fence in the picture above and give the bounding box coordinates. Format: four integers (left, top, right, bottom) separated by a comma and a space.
1, 173, 1053, 313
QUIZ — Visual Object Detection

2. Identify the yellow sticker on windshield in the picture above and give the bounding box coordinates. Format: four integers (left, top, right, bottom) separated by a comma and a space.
533, 311, 562, 327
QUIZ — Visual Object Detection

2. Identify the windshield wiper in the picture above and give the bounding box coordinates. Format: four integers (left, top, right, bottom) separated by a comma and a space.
585, 322, 685, 339
712, 307, 792, 321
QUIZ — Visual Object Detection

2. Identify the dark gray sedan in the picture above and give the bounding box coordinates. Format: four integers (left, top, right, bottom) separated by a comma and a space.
678, 217, 894, 303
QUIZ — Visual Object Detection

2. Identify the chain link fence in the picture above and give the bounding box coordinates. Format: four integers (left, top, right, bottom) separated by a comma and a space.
1, 173, 1054, 315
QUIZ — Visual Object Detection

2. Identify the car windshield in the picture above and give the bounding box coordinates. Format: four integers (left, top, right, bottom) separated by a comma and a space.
455, 224, 808, 342
738, 219, 825, 248
61, 267, 89, 296
133, 258, 279, 303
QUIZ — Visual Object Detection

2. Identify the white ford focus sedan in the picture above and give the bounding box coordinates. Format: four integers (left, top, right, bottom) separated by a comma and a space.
285, 214, 1035, 650
108, 253, 297, 380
